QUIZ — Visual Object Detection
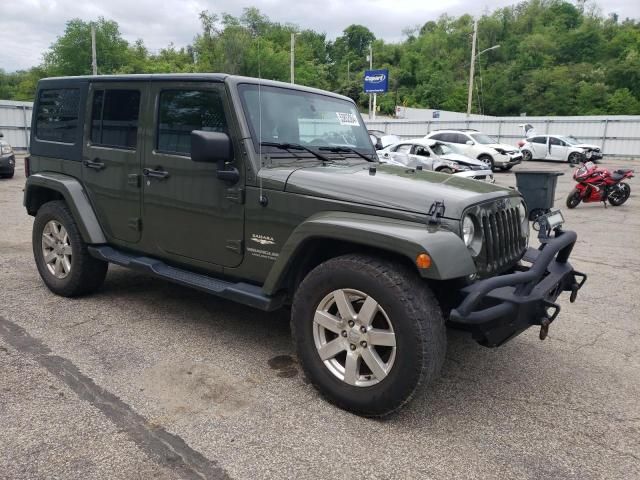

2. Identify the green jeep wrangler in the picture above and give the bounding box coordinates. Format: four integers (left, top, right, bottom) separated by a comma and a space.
24, 74, 585, 416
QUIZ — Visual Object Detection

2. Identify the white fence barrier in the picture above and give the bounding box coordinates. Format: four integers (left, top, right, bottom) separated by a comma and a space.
366, 117, 640, 158
0, 100, 33, 150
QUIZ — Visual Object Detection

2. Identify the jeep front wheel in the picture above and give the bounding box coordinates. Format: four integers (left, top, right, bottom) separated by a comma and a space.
291, 254, 446, 417
33, 200, 108, 297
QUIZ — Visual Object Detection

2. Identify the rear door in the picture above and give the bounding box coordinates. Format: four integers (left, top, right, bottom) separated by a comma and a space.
388, 143, 413, 165
548, 136, 568, 161
140, 81, 244, 268
529, 136, 546, 159
82, 83, 144, 244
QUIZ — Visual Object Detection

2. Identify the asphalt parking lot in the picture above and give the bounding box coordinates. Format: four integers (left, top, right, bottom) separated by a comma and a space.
1, 155, 639, 480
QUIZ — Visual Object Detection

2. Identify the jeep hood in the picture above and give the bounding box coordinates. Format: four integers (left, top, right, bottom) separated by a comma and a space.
278, 163, 518, 219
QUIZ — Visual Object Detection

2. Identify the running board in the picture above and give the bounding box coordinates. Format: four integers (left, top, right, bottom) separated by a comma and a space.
88, 246, 284, 311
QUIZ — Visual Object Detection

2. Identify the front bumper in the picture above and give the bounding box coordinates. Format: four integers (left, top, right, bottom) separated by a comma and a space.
495, 153, 523, 167
449, 229, 586, 347
0, 154, 15, 173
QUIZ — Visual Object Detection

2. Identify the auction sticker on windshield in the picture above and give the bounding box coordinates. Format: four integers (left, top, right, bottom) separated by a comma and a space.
336, 112, 359, 126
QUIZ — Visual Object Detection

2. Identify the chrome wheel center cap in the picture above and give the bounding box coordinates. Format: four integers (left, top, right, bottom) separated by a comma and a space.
347, 328, 361, 344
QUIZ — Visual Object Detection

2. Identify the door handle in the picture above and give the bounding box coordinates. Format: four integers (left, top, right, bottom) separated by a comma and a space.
83, 158, 105, 170
143, 167, 170, 179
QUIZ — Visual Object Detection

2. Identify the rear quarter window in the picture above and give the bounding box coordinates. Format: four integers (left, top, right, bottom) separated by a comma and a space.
30, 81, 88, 161
35, 88, 81, 144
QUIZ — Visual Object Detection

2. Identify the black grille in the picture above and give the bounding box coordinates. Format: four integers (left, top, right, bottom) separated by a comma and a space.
477, 206, 527, 275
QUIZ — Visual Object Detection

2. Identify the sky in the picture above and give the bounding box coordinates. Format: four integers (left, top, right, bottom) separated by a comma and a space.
1, 0, 639, 72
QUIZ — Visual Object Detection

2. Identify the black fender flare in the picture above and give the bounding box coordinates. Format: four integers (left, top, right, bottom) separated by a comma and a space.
24, 173, 106, 244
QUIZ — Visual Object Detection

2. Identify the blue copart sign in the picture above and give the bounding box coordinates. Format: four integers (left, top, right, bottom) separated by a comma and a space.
364, 69, 389, 93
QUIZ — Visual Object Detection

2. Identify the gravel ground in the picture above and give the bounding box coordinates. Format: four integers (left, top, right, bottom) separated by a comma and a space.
1, 156, 639, 479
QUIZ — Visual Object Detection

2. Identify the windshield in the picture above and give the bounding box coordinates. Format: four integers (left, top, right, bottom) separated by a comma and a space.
431, 142, 454, 156
471, 133, 497, 144
560, 135, 580, 145
238, 84, 374, 156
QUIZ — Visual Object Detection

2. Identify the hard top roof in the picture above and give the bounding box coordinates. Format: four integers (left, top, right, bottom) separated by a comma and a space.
37, 73, 355, 103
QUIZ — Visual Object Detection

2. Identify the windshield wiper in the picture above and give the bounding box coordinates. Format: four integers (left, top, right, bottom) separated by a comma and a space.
318, 146, 375, 162
260, 142, 333, 163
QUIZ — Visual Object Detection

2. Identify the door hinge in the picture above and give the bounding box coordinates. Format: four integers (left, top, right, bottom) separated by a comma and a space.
127, 173, 141, 187
128, 217, 142, 231
225, 239, 243, 254
225, 188, 245, 204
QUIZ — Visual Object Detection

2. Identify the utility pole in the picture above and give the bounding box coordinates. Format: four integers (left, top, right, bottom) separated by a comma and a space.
368, 44, 374, 120
290, 32, 296, 84
91, 24, 98, 76
466, 19, 477, 117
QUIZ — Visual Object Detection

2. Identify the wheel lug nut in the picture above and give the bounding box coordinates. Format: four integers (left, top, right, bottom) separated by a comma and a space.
360, 341, 367, 348
349, 344, 356, 351
360, 326, 366, 333
341, 331, 347, 337
348, 320, 355, 327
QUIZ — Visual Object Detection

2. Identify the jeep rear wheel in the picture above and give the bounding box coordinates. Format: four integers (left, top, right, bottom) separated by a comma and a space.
33, 200, 108, 297
291, 254, 446, 417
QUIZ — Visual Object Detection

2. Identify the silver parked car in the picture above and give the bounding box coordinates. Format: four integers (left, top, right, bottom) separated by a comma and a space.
378, 139, 494, 182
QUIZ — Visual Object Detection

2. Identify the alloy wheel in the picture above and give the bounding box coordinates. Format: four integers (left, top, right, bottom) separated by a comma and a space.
41, 220, 72, 279
312, 288, 397, 387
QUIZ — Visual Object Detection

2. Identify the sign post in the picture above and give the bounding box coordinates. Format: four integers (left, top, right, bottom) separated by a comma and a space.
364, 69, 389, 120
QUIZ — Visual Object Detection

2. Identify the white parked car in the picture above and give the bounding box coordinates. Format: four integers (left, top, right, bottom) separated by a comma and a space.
520, 135, 603, 164
425, 129, 522, 172
517, 124, 603, 163
378, 139, 494, 182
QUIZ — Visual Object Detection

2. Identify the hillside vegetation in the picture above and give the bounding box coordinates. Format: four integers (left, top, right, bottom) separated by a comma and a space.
1, 0, 639, 115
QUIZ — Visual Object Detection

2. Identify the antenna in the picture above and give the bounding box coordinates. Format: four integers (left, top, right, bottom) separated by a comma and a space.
257, 36, 267, 206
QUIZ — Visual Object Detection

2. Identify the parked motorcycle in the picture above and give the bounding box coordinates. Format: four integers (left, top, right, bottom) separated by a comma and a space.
566, 161, 634, 208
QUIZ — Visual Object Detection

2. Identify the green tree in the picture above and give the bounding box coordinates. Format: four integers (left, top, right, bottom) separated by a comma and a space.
44, 18, 130, 76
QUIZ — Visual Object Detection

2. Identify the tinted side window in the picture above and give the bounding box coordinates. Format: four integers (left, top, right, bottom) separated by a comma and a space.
90, 89, 140, 149
531, 136, 546, 144
157, 90, 227, 155
35, 88, 80, 143
456, 133, 471, 144
430, 133, 444, 141
549, 137, 562, 146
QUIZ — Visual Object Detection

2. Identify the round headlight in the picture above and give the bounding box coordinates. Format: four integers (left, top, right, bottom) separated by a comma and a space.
462, 215, 475, 247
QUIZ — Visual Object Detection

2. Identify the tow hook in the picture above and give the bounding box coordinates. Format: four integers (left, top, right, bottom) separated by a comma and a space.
570, 283, 579, 303
539, 300, 561, 340
539, 317, 551, 340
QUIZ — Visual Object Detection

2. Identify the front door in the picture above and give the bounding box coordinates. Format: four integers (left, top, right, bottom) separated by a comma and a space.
140, 82, 244, 268
83, 83, 144, 244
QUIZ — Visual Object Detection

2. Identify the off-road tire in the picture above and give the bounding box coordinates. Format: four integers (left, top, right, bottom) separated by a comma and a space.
291, 254, 446, 417
478, 154, 495, 171
33, 200, 108, 297
566, 189, 582, 209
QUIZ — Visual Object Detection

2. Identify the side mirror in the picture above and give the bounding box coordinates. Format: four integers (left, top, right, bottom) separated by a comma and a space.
191, 130, 239, 183
466, 140, 474, 145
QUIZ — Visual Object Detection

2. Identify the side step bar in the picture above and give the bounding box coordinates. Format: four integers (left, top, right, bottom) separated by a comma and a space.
88, 246, 285, 312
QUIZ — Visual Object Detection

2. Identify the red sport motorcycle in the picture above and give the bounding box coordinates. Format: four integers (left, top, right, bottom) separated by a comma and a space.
566, 161, 634, 208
